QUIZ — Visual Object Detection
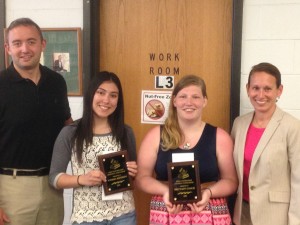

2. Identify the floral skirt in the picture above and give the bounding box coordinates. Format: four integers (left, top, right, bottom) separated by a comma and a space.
149, 195, 232, 225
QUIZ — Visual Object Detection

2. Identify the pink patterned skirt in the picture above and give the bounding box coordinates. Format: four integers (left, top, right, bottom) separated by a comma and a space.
149, 195, 232, 225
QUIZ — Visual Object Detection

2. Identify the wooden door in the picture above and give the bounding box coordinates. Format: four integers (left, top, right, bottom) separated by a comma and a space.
99, 1, 233, 224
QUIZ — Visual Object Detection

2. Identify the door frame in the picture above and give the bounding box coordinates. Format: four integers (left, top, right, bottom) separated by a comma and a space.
83, 0, 243, 127
0, 0, 5, 71
230, 0, 243, 126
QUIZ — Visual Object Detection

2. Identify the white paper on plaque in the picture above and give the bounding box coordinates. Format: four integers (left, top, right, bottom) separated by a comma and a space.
101, 186, 123, 200
172, 152, 194, 162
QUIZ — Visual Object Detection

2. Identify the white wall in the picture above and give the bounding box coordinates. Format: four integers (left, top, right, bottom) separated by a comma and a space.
5, 1, 83, 224
5, 0, 300, 224
240, 0, 300, 119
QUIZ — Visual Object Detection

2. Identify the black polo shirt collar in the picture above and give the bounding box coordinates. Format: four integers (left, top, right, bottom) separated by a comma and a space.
7, 63, 48, 85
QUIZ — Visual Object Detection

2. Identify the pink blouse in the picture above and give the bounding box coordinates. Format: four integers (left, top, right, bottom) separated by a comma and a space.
243, 124, 265, 202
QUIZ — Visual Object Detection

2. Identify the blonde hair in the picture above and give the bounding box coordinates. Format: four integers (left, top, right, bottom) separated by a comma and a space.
161, 75, 207, 150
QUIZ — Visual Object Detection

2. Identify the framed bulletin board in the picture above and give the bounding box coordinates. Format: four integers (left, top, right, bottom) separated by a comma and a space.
5, 28, 82, 96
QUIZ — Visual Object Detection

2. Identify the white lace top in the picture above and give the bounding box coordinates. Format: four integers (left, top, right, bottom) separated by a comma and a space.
70, 134, 135, 223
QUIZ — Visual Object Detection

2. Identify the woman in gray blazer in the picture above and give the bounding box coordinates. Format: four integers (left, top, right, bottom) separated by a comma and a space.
231, 62, 300, 225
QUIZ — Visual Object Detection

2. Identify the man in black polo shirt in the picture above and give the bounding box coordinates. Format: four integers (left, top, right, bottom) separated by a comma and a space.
0, 18, 72, 225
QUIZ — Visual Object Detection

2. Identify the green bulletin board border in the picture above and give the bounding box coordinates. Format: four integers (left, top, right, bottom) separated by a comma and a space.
5, 28, 82, 96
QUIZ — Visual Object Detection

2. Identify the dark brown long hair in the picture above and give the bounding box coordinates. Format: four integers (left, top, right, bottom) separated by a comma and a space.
72, 71, 128, 163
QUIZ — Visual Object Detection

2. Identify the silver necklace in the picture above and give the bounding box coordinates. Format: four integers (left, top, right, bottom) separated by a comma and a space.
183, 142, 190, 150
182, 122, 203, 150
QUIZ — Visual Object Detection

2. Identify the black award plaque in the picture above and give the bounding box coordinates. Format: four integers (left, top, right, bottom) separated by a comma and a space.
98, 150, 132, 195
167, 161, 201, 204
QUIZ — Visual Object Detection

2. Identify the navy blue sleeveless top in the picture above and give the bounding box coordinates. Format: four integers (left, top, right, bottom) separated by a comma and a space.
154, 123, 219, 183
